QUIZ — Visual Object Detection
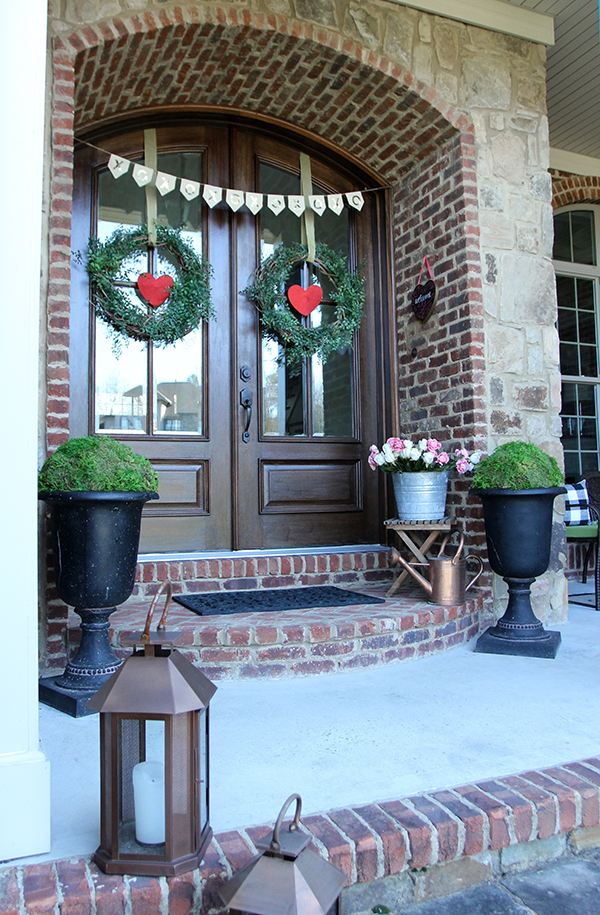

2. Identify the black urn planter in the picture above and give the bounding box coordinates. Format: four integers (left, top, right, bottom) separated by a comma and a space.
39, 490, 158, 716
473, 487, 565, 659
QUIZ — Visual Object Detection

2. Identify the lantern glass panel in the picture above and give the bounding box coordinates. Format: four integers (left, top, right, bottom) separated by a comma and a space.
169, 712, 195, 860
200, 710, 209, 833
118, 717, 166, 857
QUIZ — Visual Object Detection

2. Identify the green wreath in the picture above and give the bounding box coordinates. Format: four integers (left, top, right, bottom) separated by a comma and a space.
242, 242, 365, 369
85, 224, 214, 347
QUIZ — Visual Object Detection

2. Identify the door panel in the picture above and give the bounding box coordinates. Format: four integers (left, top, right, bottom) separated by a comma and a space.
71, 120, 387, 552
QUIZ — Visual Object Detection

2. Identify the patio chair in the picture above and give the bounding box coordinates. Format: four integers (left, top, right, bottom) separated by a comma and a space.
565, 479, 600, 612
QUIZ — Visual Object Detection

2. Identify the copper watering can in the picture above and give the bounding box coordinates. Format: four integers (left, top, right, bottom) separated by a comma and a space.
391, 531, 483, 606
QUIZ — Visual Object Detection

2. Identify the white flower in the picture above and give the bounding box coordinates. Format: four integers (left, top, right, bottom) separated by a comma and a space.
382, 443, 395, 463
409, 447, 421, 461
374, 452, 385, 466
422, 451, 435, 465
418, 439, 428, 451
402, 439, 414, 452
469, 451, 482, 465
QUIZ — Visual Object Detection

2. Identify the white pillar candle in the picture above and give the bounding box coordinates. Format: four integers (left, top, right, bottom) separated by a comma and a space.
132, 760, 165, 845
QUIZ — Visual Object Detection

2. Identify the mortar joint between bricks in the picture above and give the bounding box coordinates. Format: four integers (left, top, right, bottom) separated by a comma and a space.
323, 815, 357, 884
350, 809, 385, 880
424, 792, 467, 860
83, 860, 98, 915
401, 797, 440, 867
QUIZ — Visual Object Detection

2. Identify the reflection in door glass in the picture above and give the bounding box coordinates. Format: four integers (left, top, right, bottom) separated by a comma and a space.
153, 329, 203, 433
95, 153, 204, 437
95, 325, 148, 432
259, 162, 354, 438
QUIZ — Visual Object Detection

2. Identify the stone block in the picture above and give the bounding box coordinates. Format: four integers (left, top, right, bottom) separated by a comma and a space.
345, 2, 380, 51
295, 0, 338, 27
500, 256, 556, 324
412, 856, 492, 902
500, 834, 566, 873
384, 14, 414, 69
492, 135, 526, 184
512, 384, 548, 411
464, 59, 511, 110
433, 24, 459, 69
569, 826, 600, 852
340, 873, 415, 915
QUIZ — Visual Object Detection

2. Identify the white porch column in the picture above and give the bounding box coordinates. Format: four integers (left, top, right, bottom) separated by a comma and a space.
0, 0, 51, 860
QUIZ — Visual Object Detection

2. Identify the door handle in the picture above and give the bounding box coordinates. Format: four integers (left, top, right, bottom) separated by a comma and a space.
240, 388, 253, 443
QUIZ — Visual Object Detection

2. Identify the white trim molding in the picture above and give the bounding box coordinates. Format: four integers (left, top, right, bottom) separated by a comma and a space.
385, 0, 554, 45
550, 148, 600, 179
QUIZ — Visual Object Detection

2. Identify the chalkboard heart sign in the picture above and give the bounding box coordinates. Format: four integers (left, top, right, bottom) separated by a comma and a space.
411, 279, 438, 322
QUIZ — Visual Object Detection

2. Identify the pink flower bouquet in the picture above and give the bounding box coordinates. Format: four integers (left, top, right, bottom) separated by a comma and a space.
368, 437, 483, 474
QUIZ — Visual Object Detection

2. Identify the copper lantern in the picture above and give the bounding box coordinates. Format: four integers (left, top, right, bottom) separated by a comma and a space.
219, 795, 346, 915
87, 583, 216, 877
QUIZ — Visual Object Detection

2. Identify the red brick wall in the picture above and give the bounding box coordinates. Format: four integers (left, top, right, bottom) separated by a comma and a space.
41, 7, 484, 672
552, 171, 600, 207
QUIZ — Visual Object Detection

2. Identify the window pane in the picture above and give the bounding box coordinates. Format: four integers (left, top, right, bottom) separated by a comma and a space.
579, 345, 598, 377
558, 307, 577, 342
261, 339, 306, 436
556, 275, 576, 308
310, 305, 353, 436
571, 211, 596, 266
560, 342, 579, 375
577, 278, 595, 312
578, 310, 596, 346
153, 329, 203, 434
95, 325, 147, 432
553, 212, 571, 261
156, 153, 203, 234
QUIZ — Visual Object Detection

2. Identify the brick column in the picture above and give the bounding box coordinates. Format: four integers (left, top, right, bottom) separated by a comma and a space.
0, 0, 51, 859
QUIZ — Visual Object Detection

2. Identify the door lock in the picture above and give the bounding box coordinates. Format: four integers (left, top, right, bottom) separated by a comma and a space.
240, 388, 253, 443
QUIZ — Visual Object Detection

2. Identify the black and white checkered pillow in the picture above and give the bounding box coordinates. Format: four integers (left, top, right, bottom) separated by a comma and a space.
564, 481, 591, 525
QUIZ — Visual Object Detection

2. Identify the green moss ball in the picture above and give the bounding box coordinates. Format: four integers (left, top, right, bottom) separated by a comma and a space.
471, 441, 563, 491
38, 436, 159, 493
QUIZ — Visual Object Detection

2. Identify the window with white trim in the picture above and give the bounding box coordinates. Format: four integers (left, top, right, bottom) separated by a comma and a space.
554, 206, 600, 480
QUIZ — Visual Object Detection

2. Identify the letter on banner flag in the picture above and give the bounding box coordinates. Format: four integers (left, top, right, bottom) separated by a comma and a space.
108, 154, 130, 178
328, 194, 344, 215
267, 195, 286, 215
245, 192, 263, 215
346, 191, 364, 211
288, 196, 306, 217
133, 164, 154, 187
181, 179, 200, 201
308, 195, 326, 216
203, 185, 223, 208
156, 172, 177, 196
226, 189, 245, 212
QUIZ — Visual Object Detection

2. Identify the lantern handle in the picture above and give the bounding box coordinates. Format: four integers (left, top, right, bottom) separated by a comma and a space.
141, 580, 172, 642
270, 794, 302, 852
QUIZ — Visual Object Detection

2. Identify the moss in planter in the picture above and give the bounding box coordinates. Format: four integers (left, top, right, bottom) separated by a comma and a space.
38, 436, 159, 492
472, 441, 563, 490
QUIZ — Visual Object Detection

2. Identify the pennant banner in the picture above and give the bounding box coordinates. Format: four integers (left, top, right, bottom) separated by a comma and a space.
107, 153, 366, 217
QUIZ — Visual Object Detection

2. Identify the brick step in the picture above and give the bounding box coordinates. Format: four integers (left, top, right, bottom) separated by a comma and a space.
64, 548, 484, 680
133, 546, 395, 596
4, 758, 600, 914
100, 585, 482, 680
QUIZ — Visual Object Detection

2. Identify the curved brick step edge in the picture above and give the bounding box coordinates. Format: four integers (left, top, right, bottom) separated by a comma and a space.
3, 757, 600, 914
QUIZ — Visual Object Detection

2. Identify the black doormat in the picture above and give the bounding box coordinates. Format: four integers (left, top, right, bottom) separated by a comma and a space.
173, 586, 386, 617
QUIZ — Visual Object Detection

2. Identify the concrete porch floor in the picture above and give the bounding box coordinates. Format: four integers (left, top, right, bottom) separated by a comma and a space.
5, 581, 600, 870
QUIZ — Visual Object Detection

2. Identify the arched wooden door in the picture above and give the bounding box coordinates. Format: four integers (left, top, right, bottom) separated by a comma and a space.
71, 119, 390, 551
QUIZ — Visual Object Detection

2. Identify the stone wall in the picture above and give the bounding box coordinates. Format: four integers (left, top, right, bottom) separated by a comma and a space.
39, 0, 565, 672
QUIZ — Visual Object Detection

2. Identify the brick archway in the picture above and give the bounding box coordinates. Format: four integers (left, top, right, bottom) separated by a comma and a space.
43, 7, 485, 673
552, 172, 600, 208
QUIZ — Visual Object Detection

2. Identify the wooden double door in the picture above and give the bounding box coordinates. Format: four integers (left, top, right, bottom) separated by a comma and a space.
71, 119, 389, 552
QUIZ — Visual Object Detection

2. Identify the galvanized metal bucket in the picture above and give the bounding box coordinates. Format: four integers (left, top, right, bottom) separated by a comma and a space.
392, 470, 449, 521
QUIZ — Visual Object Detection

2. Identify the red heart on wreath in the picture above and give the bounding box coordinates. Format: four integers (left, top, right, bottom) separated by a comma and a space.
411, 279, 437, 322
137, 273, 174, 307
287, 284, 323, 316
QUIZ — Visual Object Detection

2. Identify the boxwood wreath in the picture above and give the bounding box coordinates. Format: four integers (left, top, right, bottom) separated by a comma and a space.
243, 242, 365, 370
85, 224, 214, 347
